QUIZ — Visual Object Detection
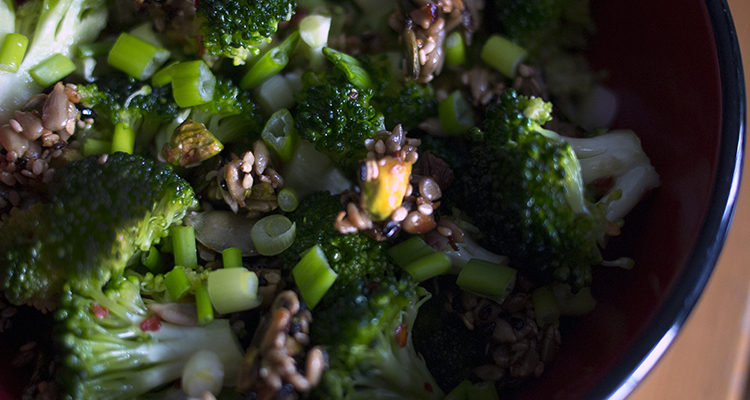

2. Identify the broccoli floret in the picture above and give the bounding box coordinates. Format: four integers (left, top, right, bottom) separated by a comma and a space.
197, 0, 296, 65
0, 152, 197, 310
456, 90, 657, 288
310, 272, 442, 400
455, 90, 602, 288
363, 54, 437, 130
187, 78, 263, 145
77, 74, 180, 150
56, 275, 244, 400
412, 277, 488, 392
0, 0, 109, 121
282, 192, 390, 291
293, 73, 385, 174
78, 74, 262, 153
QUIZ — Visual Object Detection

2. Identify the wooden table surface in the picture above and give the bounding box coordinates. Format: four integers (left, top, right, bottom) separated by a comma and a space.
630, 1, 750, 399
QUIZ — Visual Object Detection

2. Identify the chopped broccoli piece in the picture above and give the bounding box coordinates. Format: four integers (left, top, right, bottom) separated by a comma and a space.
412, 277, 488, 392
56, 275, 243, 400
197, 0, 297, 65
77, 74, 180, 150
363, 53, 438, 130
0, 152, 197, 310
0, 0, 109, 121
454, 90, 604, 288
282, 192, 391, 292
309, 264, 442, 399
187, 77, 264, 145
293, 73, 385, 174
455, 90, 657, 288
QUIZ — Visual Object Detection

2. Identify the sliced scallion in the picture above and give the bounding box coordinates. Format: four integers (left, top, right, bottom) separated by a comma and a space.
387, 236, 435, 268
322, 46, 373, 90
250, 214, 296, 256
221, 247, 243, 268
277, 187, 299, 212
83, 138, 111, 156
140, 246, 164, 272
444, 31, 465, 67
261, 108, 298, 162
438, 90, 474, 135
206, 267, 261, 314
151, 61, 178, 87
466, 381, 500, 400
402, 252, 451, 282
195, 284, 214, 325
0, 33, 29, 73
445, 380, 471, 400
171, 225, 198, 268
75, 40, 114, 59
171, 60, 216, 107
456, 259, 517, 303
107, 32, 170, 80
29, 53, 76, 87
532, 286, 560, 327
240, 31, 300, 90
292, 245, 337, 309
165, 266, 192, 301
480, 34, 527, 78
111, 122, 135, 154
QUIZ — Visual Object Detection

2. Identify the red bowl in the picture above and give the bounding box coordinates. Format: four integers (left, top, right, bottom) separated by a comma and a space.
0, 0, 744, 399
508, 0, 745, 398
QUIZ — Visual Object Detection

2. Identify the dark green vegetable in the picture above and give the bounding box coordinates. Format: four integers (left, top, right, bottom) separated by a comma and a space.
197, 0, 296, 65
293, 73, 385, 174
0, 152, 196, 311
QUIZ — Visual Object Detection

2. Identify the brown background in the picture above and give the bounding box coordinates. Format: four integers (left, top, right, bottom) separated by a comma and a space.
630, 1, 750, 399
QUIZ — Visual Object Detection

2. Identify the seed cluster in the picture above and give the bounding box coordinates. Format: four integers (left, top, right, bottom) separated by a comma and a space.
206, 140, 284, 215
447, 283, 562, 387
0, 82, 81, 212
335, 124, 457, 240
390, 0, 476, 83
239, 291, 326, 400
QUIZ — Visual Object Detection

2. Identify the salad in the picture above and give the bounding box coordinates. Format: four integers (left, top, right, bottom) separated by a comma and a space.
0, 0, 661, 399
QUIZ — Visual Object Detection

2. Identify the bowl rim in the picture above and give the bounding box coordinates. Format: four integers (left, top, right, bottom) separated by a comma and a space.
584, 1, 746, 399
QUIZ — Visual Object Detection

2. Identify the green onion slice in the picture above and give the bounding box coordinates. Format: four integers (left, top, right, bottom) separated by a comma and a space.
221, 247, 243, 268
165, 266, 192, 301
171, 60, 216, 107
29, 54, 76, 87
480, 34, 527, 78
532, 286, 560, 327
0, 33, 29, 73
171, 225, 198, 268
292, 245, 337, 309
402, 252, 451, 282
207, 267, 261, 314
438, 90, 474, 135
444, 31, 466, 67
107, 32, 170, 80
456, 259, 517, 303
277, 187, 299, 212
261, 108, 298, 162
195, 284, 215, 325
240, 31, 300, 90
250, 214, 296, 256
322, 47, 373, 90
387, 236, 435, 268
